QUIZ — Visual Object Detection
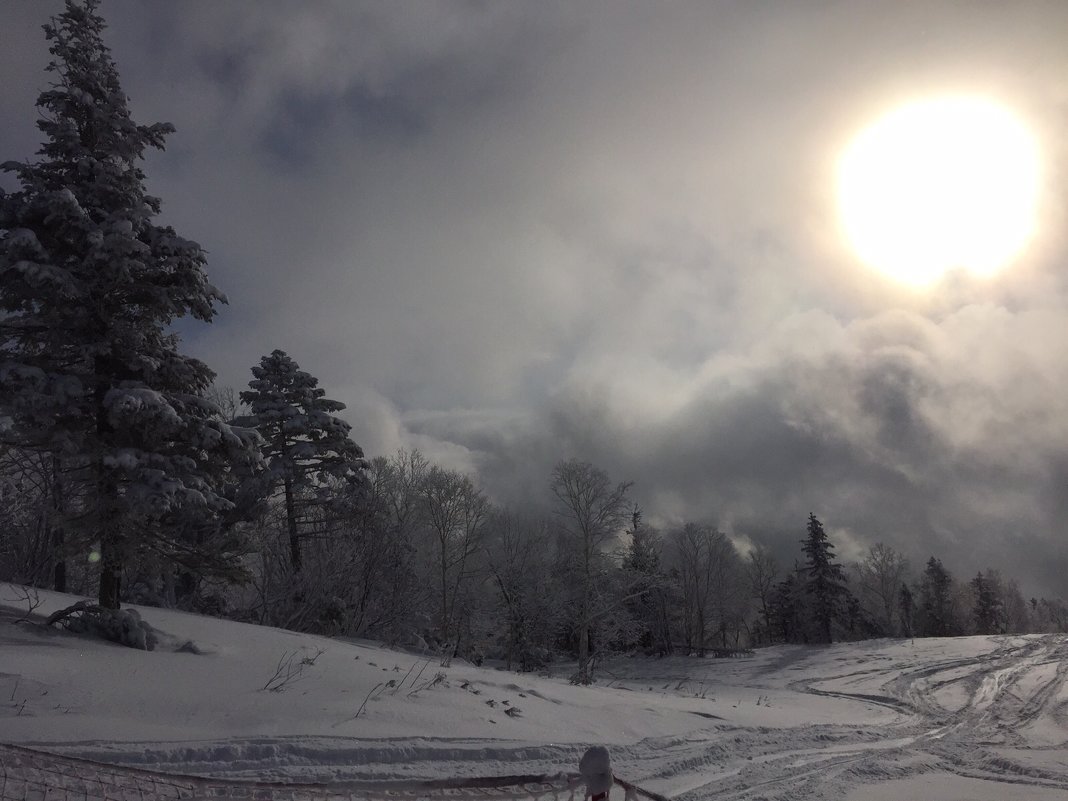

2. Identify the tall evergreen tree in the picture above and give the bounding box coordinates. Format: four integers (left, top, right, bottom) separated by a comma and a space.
238, 350, 365, 572
971, 570, 1005, 635
918, 557, 955, 637
800, 513, 849, 643
0, 0, 261, 609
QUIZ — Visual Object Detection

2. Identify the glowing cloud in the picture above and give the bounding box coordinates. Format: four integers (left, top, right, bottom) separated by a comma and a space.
838, 96, 1040, 286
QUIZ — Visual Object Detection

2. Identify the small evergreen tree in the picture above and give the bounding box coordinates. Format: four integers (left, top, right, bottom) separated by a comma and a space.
238, 349, 365, 572
0, 0, 261, 609
770, 566, 806, 643
843, 592, 869, 639
622, 508, 660, 575
800, 513, 849, 643
622, 507, 668, 653
619, 510, 657, 653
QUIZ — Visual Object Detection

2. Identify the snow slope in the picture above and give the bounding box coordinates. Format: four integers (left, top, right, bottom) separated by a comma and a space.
3, 584, 1068, 800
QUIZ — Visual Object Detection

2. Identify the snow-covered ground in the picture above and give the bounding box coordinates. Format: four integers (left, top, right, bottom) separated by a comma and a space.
3, 584, 1068, 800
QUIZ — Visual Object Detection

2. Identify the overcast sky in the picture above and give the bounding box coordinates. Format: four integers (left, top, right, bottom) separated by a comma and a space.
3, 1, 1068, 595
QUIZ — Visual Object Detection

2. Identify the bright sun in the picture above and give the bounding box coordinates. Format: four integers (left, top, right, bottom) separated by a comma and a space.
837, 96, 1040, 286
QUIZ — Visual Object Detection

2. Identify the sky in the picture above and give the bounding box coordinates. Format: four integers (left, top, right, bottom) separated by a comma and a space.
3, 1, 1068, 595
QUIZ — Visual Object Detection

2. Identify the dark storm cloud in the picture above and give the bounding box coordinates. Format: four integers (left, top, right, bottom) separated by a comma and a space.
3, 1, 1068, 594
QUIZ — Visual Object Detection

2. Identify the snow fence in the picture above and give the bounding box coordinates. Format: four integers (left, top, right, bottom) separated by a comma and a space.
0, 743, 665, 801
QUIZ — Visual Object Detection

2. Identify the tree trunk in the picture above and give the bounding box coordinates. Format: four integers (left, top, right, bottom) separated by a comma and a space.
440, 536, 449, 647
578, 539, 592, 683
50, 457, 66, 592
284, 475, 301, 572
577, 624, 590, 684
98, 532, 121, 609
53, 551, 66, 592
452, 625, 463, 661
163, 568, 176, 607
52, 527, 66, 593
95, 364, 121, 609
655, 592, 672, 656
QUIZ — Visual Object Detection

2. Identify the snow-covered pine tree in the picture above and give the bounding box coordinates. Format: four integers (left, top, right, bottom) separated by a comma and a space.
0, 0, 262, 609
238, 350, 366, 572
800, 513, 850, 643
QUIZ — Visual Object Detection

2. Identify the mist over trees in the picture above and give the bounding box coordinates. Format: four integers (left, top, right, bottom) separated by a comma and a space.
3, 2, 1068, 668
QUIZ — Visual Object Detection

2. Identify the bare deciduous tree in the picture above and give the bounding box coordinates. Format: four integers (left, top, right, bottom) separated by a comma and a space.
550, 459, 632, 684
670, 523, 743, 654
419, 466, 490, 657
854, 542, 909, 635
746, 545, 780, 644
484, 509, 557, 670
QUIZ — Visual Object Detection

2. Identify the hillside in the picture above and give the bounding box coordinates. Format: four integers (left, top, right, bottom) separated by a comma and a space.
2, 584, 1068, 800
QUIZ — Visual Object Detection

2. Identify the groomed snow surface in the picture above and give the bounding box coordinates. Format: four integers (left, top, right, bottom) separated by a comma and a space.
3, 584, 1068, 800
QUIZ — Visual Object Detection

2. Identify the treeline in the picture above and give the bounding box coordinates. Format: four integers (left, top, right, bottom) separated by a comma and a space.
759, 523, 1068, 645
3, 2, 1068, 681
5, 409, 1068, 683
